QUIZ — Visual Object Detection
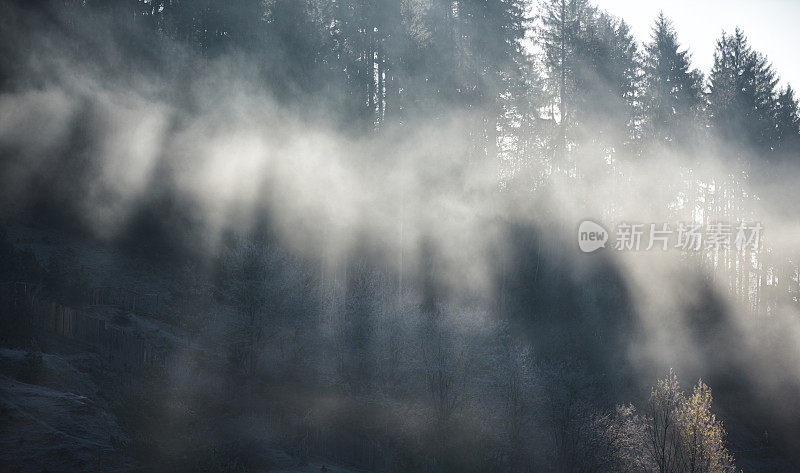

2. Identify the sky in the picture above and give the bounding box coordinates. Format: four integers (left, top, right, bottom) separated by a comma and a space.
593, 0, 800, 89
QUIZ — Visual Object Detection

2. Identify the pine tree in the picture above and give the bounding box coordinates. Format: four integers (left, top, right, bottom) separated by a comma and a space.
539, 0, 592, 164
540, 2, 641, 164
774, 85, 800, 157
572, 12, 642, 156
642, 12, 703, 149
265, 0, 326, 96
708, 28, 779, 155
459, 0, 528, 162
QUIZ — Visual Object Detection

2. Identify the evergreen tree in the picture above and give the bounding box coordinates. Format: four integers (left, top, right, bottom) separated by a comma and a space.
539, 0, 592, 162
572, 12, 641, 157
642, 12, 704, 149
540, 2, 641, 164
264, 0, 327, 97
459, 0, 528, 162
774, 85, 800, 157
708, 28, 779, 155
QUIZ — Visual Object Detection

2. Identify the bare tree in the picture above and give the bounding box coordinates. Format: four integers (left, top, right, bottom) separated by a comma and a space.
646, 369, 684, 473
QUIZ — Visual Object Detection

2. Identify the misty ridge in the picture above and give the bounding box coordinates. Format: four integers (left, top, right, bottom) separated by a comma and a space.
0, 1, 799, 473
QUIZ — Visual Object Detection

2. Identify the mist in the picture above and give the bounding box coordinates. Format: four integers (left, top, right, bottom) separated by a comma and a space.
1, 1, 800, 472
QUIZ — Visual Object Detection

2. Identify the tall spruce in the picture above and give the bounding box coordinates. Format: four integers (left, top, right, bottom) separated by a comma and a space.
774, 85, 800, 157
572, 12, 641, 157
539, 0, 592, 165
708, 28, 779, 155
642, 12, 703, 149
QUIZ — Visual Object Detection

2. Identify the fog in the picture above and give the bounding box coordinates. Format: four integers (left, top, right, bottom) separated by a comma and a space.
1, 1, 799, 472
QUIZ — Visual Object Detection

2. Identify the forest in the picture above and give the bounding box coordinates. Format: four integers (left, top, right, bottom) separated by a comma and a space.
0, 0, 799, 472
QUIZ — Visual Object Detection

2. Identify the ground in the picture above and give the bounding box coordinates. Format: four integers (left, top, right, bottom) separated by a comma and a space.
0, 349, 133, 473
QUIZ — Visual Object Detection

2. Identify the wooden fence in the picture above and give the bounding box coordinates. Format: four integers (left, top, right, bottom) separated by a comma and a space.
89, 286, 160, 316
1, 282, 168, 370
